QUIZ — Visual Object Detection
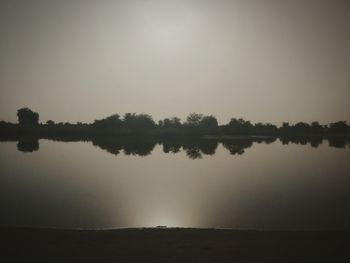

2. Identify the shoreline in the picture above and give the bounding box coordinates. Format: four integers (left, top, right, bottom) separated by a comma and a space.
2, 227, 349, 262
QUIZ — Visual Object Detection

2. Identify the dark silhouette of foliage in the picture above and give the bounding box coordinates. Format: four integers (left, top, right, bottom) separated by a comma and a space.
183, 113, 219, 134
253, 137, 277, 144
253, 122, 278, 135
310, 121, 324, 134
328, 121, 349, 134
279, 135, 323, 148
225, 118, 253, 135
0, 132, 348, 158
92, 139, 123, 155
46, 120, 55, 126
17, 107, 39, 126
280, 121, 329, 136
310, 136, 323, 148
0, 109, 349, 143
185, 148, 202, 159
17, 139, 39, 152
123, 113, 156, 130
162, 140, 182, 153
199, 140, 218, 155
222, 139, 253, 155
328, 137, 348, 148
181, 139, 218, 159
122, 140, 156, 156
294, 122, 311, 134
159, 117, 182, 128
93, 114, 122, 129
200, 115, 219, 134
185, 113, 203, 127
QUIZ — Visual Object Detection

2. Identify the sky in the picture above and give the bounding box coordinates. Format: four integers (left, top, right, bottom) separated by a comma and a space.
0, 0, 349, 125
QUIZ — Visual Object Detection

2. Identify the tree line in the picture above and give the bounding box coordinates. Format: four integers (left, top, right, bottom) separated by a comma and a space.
0, 107, 349, 136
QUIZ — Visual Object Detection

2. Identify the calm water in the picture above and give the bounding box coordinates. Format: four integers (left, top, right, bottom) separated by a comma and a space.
0, 138, 350, 230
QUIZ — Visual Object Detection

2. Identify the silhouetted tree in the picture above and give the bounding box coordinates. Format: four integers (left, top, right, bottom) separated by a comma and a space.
170, 117, 182, 127
328, 121, 349, 134
159, 117, 182, 128
282, 122, 290, 128
93, 114, 122, 129
184, 113, 218, 134
311, 121, 323, 134
226, 118, 253, 135
294, 122, 311, 134
46, 120, 55, 126
17, 107, 39, 125
185, 113, 203, 127
253, 122, 278, 135
3, 109, 350, 139
123, 113, 156, 129
200, 115, 219, 134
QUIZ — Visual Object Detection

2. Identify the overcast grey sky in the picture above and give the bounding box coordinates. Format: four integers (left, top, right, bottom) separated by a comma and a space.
0, 0, 349, 124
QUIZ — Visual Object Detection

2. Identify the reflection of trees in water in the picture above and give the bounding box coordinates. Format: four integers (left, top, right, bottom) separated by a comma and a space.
182, 140, 218, 159
279, 136, 350, 149
163, 139, 218, 159
328, 137, 349, 148
254, 137, 277, 144
279, 136, 324, 148
91, 138, 219, 159
185, 148, 202, 159
221, 139, 253, 155
162, 141, 181, 154
310, 137, 323, 148
9, 135, 350, 158
123, 141, 156, 156
17, 139, 39, 152
222, 137, 277, 155
92, 138, 156, 157
199, 140, 218, 155
92, 139, 123, 155
87, 136, 350, 156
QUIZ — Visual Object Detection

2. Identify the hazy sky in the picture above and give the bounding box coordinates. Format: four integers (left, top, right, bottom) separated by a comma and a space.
0, 0, 349, 124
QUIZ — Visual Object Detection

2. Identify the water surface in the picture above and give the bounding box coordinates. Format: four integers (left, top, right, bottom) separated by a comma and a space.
0, 138, 349, 230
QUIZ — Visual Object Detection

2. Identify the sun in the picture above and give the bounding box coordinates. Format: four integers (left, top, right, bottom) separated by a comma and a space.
130, 0, 199, 49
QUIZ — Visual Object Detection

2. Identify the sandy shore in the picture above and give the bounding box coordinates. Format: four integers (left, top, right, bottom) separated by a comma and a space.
2, 227, 349, 262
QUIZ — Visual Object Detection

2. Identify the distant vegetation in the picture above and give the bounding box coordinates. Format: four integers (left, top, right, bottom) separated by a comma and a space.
1, 107, 349, 156
0, 107, 349, 139
17, 107, 39, 126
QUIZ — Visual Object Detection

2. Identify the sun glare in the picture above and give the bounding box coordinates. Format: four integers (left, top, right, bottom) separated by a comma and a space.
131, 1, 199, 49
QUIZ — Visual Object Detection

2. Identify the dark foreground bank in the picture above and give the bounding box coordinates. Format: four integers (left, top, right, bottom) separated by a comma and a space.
1, 227, 349, 263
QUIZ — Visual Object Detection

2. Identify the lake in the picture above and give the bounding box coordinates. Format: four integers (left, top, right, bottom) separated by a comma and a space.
1, 137, 349, 230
